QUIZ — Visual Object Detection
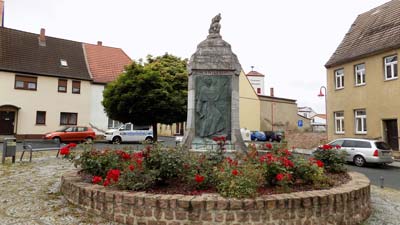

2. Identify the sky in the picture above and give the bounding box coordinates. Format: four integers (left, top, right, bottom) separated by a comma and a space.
2, 0, 390, 113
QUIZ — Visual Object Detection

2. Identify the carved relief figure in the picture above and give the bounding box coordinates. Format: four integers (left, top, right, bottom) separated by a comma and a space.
196, 77, 225, 137
208, 13, 221, 35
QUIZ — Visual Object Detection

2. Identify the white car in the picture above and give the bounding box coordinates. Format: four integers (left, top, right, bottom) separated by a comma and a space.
324, 138, 394, 167
104, 123, 153, 144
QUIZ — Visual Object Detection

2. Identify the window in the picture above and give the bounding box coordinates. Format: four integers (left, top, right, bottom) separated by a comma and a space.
108, 118, 122, 129
72, 81, 80, 94
77, 127, 88, 132
58, 79, 67, 92
354, 64, 366, 86
334, 111, 345, 134
257, 88, 261, 94
15, 75, 37, 90
334, 69, 344, 89
60, 59, 68, 67
36, 111, 46, 125
355, 109, 367, 134
384, 55, 398, 80
354, 141, 371, 148
120, 123, 132, 131
60, 112, 77, 125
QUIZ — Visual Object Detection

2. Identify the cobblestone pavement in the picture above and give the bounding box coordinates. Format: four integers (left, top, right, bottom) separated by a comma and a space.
0, 151, 399, 225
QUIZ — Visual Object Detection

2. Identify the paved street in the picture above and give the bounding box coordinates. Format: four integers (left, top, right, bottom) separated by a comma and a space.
347, 164, 400, 190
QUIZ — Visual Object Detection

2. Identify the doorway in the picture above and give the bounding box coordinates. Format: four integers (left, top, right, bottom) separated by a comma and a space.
384, 119, 399, 150
0, 111, 15, 135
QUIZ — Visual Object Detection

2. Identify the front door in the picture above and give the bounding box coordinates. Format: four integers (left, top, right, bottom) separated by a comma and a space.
0, 111, 15, 135
384, 120, 399, 150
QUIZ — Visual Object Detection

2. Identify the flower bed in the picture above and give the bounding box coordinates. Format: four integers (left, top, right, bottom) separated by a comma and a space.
61, 140, 349, 198
61, 171, 371, 225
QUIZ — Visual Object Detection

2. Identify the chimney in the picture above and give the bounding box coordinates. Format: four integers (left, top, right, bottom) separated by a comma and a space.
38, 28, 46, 46
0, 0, 4, 27
270, 87, 274, 97
97, 41, 102, 46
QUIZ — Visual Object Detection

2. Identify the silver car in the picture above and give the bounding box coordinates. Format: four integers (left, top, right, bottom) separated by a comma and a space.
327, 138, 394, 167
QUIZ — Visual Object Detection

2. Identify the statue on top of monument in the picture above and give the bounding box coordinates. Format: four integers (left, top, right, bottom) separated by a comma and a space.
208, 13, 221, 36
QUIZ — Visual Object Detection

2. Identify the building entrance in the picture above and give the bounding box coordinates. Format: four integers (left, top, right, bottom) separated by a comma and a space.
0, 111, 15, 135
384, 119, 399, 150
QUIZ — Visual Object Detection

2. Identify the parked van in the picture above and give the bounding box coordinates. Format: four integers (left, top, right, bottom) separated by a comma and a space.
104, 123, 153, 144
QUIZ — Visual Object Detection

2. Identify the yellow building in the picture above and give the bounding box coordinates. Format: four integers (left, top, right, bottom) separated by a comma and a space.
325, 0, 400, 150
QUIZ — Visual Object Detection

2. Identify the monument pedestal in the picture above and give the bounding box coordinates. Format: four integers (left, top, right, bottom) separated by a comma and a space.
182, 14, 246, 152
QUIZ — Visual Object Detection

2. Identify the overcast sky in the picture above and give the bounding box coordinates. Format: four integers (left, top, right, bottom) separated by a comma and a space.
3, 0, 390, 113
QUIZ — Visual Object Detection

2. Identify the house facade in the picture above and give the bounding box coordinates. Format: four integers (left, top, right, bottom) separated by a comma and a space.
0, 27, 92, 138
83, 42, 132, 133
0, 25, 132, 138
325, 0, 400, 150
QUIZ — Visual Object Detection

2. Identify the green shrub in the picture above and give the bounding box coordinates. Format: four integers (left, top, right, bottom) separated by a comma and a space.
292, 157, 329, 187
215, 160, 264, 198
144, 145, 187, 182
183, 153, 216, 190
313, 146, 347, 173
117, 167, 158, 190
76, 149, 123, 177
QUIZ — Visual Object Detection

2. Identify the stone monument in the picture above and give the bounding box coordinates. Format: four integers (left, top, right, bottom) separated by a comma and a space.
182, 14, 246, 152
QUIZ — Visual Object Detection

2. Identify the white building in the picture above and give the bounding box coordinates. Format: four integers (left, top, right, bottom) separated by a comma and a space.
246, 70, 265, 95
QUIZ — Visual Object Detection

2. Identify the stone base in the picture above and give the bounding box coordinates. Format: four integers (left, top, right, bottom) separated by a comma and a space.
61, 172, 372, 225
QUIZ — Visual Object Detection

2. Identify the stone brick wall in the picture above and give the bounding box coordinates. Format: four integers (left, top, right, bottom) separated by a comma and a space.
285, 131, 328, 149
61, 172, 371, 225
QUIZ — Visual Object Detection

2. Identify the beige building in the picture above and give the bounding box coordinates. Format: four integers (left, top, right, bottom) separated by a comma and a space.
325, 0, 400, 150
0, 27, 93, 138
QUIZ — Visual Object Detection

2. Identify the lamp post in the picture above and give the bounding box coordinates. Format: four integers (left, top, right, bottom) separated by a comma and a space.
318, 86, 328, 141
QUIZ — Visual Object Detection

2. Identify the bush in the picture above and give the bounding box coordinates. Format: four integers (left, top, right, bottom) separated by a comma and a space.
144, 145, 187, 182
313, 145, 347, 173
292, 157, 329, 187
215, 159, 264, 198
67, 141, 347, 198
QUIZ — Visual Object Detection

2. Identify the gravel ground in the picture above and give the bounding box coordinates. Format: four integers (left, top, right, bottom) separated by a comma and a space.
0, 151, 399, 225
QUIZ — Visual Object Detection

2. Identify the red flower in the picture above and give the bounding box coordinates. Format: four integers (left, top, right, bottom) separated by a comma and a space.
121, 152, 131, 160
276, 173, 284, 181
322, 144, 332, 150
92, 176, 102, 184
106, 169, 121, 182
286, 173, 292, 181
195, 174, 205, 183
280, 157, 294, 168
103, 179, 110, 187
67, 143, 77, 148
128, 164, 135, 171
265, 143, 272, 149
316, 160, 324, 168
60, 146, 70, 155
335, 145, 341, 149
232, 169, 239, 176
282, 149, 292, 156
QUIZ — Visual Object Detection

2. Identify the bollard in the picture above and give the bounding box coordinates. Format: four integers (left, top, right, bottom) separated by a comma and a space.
380, 176, 384, 188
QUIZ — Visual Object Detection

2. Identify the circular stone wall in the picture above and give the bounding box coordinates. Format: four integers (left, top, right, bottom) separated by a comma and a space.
61, 171, 371, 225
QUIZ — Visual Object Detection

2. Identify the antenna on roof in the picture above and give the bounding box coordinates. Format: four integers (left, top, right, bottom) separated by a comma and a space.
251, 66, 254, 71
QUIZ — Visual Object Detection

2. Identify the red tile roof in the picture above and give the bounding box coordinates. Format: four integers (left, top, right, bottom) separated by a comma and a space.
84, 43, 132, 83
246, 70, 265, 77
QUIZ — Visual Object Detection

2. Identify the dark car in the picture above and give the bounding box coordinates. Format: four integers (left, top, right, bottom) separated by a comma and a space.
250, 131, 282, 142
43, 126, 96, 143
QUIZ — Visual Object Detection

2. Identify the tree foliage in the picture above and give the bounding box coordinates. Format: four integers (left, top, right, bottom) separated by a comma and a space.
102, 54, 188, 140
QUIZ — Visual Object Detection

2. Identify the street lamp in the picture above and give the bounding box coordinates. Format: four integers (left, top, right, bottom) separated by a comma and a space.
318, 86, 328, 141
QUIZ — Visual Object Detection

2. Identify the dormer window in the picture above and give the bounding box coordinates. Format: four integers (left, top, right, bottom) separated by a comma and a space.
60, 59, 68, 67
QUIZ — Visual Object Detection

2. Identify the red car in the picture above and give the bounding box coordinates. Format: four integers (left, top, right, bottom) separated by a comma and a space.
44, 126, 96, 143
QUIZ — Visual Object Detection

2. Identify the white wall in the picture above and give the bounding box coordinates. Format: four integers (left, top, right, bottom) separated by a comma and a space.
0, 71, 91, 135
90, 83, 109, 134
247, 76, 265, 95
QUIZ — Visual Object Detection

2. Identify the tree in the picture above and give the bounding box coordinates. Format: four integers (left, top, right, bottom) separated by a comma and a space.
102, 54, 188, 141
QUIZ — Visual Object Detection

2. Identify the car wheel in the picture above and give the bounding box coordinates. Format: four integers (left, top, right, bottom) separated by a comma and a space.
112, 136, 122, 144
85, 137, 93, 144
53, 137, 61, 143
145, 136, 153, 142
353, 155, 366, 167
